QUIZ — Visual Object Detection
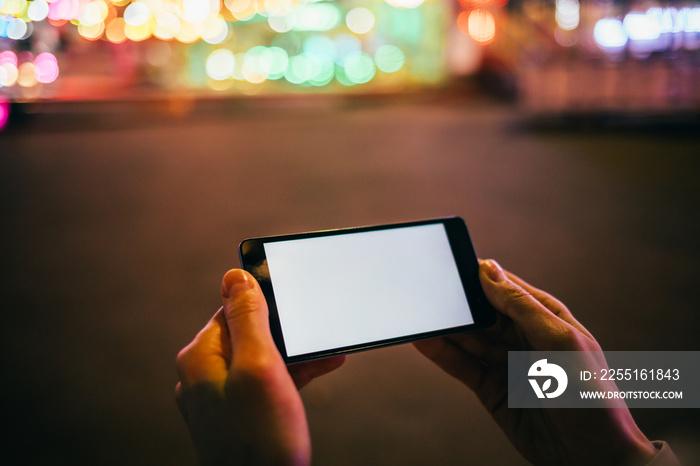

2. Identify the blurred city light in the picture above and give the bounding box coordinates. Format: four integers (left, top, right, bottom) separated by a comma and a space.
466, 9, 496, 44
206, 49, 236, 80
346, 7, 374, 35
374, 44, 404, 73
594, 18, 628, 50
593, 7, 700, 53
1, 0, 452, 104
0, 95, 9, 129
0, 0, 698, 124
624, 12, 661, 41
555, 0, 579, 31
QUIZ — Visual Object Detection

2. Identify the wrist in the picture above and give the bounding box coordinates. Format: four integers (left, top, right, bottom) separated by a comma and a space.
620, 431, 658, 465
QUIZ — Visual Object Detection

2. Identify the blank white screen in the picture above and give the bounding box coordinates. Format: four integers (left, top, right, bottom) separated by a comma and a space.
263, 223, 474, 357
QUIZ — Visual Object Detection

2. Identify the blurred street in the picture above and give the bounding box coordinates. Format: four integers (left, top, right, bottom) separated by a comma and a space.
1, 94, 699, 465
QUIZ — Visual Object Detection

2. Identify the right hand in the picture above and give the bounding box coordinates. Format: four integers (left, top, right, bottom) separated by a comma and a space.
175, 269, 344, 466
414, 259, 658, 466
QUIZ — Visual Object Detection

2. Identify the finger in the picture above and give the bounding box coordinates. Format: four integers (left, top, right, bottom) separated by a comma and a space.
495, 266, 595, 340
504, 271, 569, 316
479, 259, 582, 350
175, 308, 231, 387
414, 337, 487, 392
443, 331, 511, 365
288, 356, 347, 389
220, 269, 282, 369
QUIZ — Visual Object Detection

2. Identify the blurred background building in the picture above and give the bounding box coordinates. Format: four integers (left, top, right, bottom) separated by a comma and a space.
1, 0, 699, 123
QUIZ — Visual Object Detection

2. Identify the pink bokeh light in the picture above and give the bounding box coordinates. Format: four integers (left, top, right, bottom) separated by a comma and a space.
0, 97, 10, 131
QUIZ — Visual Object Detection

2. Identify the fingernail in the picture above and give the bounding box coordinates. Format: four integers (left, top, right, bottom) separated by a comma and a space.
483, 259, 506, 283
221, 269, 256, 298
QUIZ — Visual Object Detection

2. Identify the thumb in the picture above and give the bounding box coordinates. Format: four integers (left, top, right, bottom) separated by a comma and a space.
479, 260, 574, 349
220, 269, 280, 364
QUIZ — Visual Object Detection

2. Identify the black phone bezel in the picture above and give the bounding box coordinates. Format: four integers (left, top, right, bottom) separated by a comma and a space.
238, 216, 496, 364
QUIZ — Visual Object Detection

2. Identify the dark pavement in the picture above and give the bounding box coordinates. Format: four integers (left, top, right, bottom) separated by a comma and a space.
1, 96, 699, 465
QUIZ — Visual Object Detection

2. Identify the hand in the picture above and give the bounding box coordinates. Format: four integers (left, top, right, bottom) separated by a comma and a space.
414, 259, 658, 466
175, 269, 345, 466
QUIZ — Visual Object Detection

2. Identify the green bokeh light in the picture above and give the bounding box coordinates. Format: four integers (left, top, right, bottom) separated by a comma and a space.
267, 46, 290, 80
343, 51, 375, 84
304, 34, 335, 60
308, 55, 335, 86
244, 45, 272, 79
334, 64, 354, 87
293, 3, 341, 32
333, 33, 361, 67
374, 44, 405, 73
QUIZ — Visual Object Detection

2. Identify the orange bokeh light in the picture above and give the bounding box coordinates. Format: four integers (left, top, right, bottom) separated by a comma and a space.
457, 9, 496, 44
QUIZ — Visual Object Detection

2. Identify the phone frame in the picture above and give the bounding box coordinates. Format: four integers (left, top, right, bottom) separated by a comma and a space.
238, 216, 496, 363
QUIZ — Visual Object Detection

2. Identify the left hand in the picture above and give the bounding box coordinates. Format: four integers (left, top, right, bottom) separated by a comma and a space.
175, 269, 345, 466
414, 260, 657, 466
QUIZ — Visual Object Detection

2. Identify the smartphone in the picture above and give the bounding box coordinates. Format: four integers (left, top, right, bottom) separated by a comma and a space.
238, 216, 496, 363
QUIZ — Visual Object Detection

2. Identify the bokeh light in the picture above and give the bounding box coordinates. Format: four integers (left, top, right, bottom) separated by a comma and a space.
201, 15, 229, 44
0, 51, 19, 87
49, 0, 79, 22
594, 18, 628, 49
125, 17, 153, 41
346, 7, 375, 35
182, 0, 217, 24
466, 9, 495, 44
384, 0, 424, 9
623, 12, 661, 41
285, 53, 313, 84
304, 34, 335, 61
268, 14, 295, 33
294, 3, 340, 31
0, 51, 18, 67
80, 0, 108, 27
266, 47, 290, 80
243, 46, 273, 81
0, 0, 453, 97
7, 17, 28, 40
1, 65, 19, 87
153, 12, 180, 40
556, 0, 579, 31
17, 61, 37, 87
105, 17, 127, 43
554, 27, 578, 47
27, 0, 49, 21
0, 96, 9, 130
124, 2, 149, 26
206, 49, 236, 80
374, 44, 404, 73
1, 0, 27, 16
343, 51, 375, 84
308, 56, 334, 86
333, 34, 361, 65
34, 52, 59, 83
79, 21, 106, 40
225, 0, 256, 21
